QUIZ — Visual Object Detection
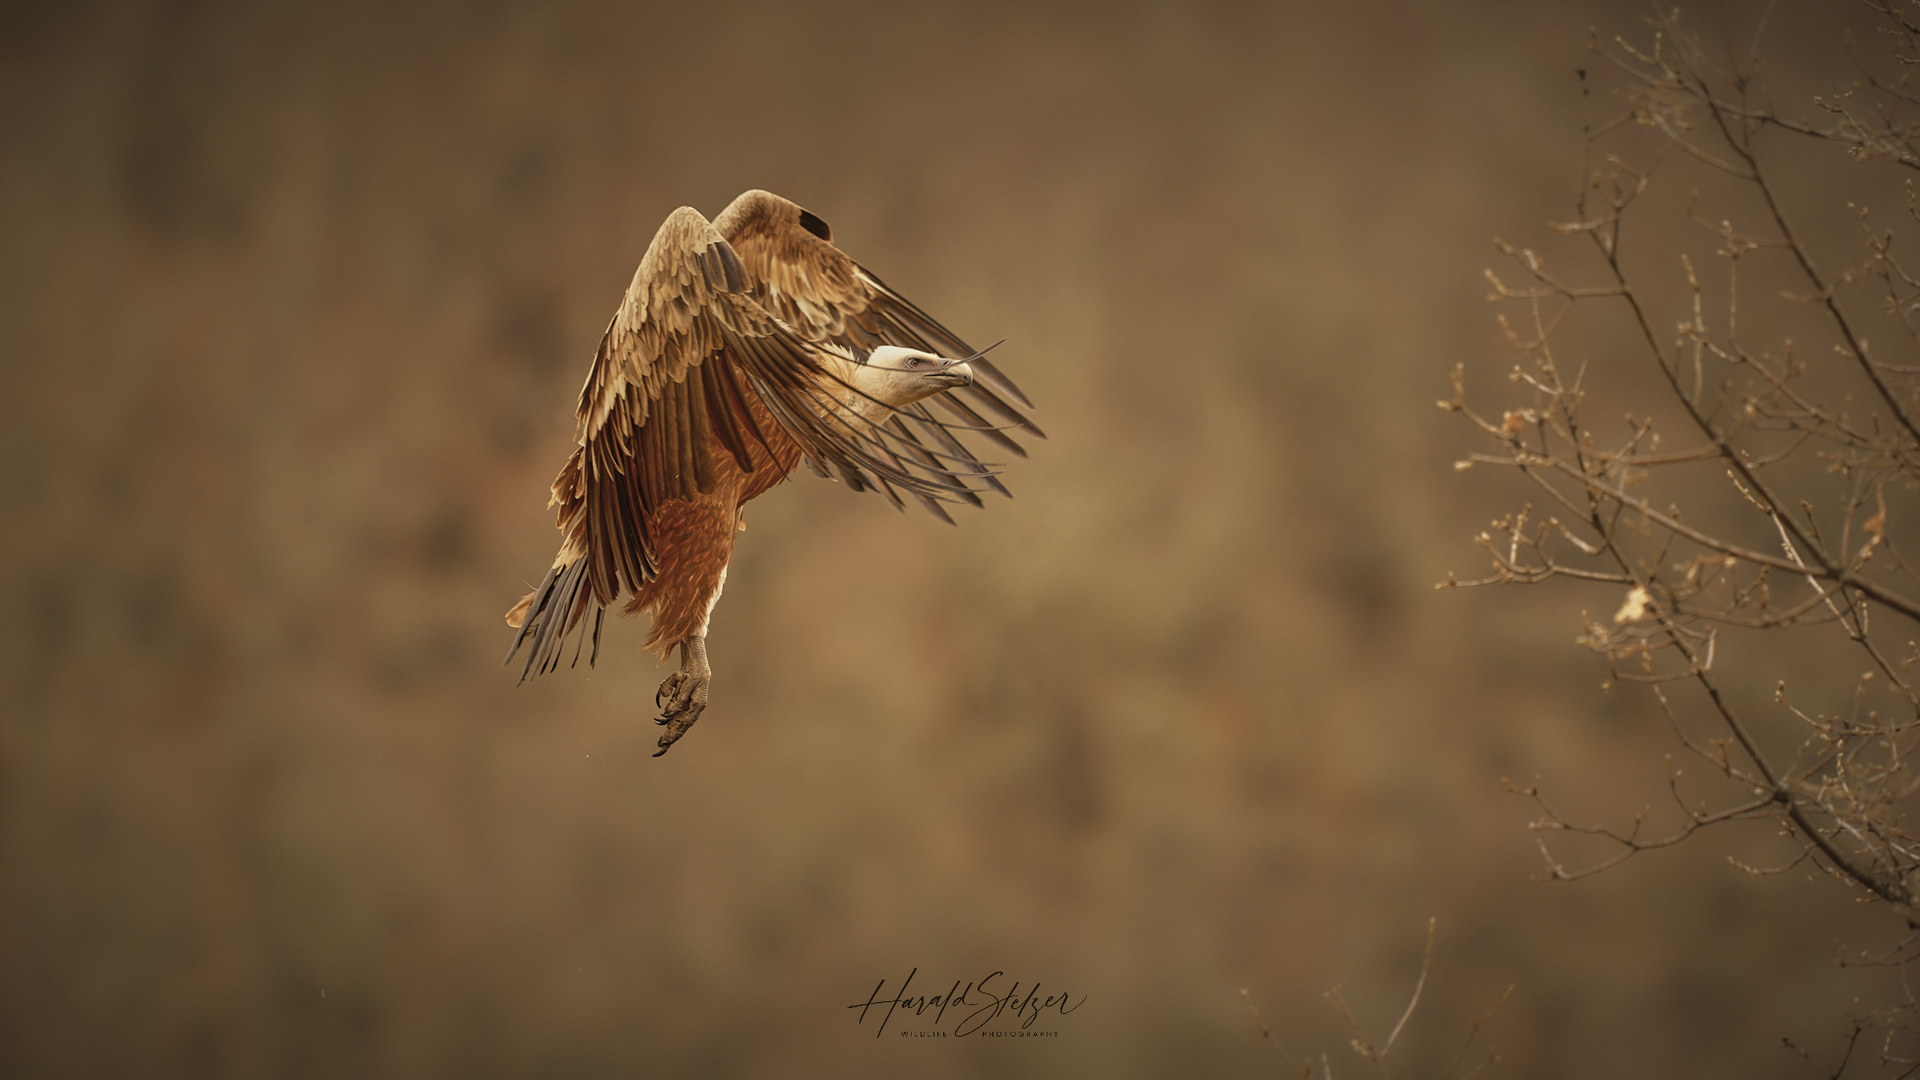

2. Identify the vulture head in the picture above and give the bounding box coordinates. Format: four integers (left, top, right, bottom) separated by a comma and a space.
821, 344, 977, 424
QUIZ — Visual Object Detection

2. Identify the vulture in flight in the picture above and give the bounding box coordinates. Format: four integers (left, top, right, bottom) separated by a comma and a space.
505, 190, 1039, 755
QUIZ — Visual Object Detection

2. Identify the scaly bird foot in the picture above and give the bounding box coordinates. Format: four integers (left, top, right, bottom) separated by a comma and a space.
652, 637, 711, 757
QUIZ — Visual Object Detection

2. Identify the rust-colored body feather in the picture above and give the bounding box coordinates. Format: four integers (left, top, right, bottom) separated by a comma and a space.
621, 390, 799, 657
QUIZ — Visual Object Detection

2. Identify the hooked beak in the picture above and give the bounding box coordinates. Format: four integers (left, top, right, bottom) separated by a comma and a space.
931, 341, 998, 388
932, 360, 974, 388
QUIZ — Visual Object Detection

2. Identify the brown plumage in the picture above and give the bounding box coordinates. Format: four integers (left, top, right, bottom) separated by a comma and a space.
505, 190, 1039, 755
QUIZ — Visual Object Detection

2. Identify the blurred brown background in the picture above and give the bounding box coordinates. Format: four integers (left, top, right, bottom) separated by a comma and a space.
0, 0, 1896, 1076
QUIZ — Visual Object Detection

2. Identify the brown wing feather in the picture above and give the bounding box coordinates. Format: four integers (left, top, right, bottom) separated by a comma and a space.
507, 207, 764, 680
714, 189, 1044, 449
566, 206, 758, 606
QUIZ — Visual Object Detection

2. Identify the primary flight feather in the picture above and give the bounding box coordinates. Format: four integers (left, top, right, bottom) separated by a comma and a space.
505, 190, 1039, 755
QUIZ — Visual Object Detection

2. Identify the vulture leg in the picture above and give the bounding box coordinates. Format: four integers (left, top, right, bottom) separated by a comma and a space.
633, 497, 737, 756
652, 635, 711, 756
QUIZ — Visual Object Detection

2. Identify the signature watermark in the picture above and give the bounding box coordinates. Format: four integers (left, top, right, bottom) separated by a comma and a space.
848, 968, 1087, 1038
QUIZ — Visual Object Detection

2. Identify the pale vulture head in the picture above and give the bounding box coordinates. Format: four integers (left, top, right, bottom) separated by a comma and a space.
821, 344, 976, 424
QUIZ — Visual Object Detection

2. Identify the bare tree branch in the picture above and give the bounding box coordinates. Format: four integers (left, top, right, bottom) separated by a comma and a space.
1450, 1, 1920, 1055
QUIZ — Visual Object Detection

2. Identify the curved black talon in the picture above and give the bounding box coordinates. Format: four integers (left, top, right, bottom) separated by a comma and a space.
649, 637, 710, 759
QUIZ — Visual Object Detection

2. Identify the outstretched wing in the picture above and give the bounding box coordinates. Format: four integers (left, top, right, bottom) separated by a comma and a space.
714, 190, 1043, 498
507, 206, 998, 679
573, 209, 783, 602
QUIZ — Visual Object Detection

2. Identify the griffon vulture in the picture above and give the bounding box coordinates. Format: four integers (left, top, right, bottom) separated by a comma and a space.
505, 190, 1039, 755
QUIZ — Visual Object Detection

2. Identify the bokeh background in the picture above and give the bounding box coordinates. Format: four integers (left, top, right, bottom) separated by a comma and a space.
2, 0, 1905, 1076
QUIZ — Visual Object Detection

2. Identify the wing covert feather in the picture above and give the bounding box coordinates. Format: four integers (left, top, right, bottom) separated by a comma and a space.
715, 190, 1043, 446
564, 207, 761, 609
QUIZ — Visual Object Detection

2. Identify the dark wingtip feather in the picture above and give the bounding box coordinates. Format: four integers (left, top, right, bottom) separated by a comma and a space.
503, 569, 555, 665
908, 488, 958, 524
966, 356, 1036, 411
506, 558, 599, 685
